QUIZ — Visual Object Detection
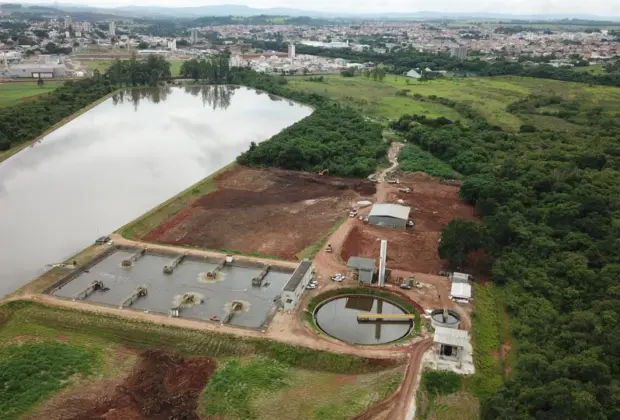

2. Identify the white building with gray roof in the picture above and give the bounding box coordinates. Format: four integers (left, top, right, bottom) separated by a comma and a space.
368, 203, 411, 229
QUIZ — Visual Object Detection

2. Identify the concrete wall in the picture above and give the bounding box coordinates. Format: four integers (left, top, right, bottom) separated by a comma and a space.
368, 215, 406, 229
282, 265, 313, 311
358, 269, 373, 285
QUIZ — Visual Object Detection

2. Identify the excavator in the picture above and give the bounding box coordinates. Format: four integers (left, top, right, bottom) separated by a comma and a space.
318, 169, 329, 176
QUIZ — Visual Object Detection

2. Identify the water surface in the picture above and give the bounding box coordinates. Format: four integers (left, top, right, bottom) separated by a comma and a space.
0, 85, 312, 296
314, 295, 412, 345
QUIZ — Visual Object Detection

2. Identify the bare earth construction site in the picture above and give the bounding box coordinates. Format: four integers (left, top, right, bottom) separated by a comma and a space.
5, 163, 478, 420
144, 167, 376, 259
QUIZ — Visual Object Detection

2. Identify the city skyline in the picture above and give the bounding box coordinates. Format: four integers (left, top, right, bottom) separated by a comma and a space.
10, 0, 620, 17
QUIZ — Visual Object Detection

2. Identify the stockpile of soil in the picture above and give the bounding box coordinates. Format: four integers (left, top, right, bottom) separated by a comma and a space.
145, 167, 376, 259
67, 350, 216, 420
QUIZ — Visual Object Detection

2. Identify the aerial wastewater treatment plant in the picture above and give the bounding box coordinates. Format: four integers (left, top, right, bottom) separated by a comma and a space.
45, 246, 313, 329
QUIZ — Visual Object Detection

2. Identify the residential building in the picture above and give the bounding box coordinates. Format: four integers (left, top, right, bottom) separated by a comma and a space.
450, 46, 467, 60
288, 43, 295, 59
109, 21, 116, 37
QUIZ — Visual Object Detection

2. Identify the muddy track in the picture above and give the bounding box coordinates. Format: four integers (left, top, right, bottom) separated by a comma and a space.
352, 338, 433, 420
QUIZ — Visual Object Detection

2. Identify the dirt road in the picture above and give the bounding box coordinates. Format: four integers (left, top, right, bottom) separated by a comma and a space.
109, 233, 299, 269
352, 338, 433, 420
6, 293, 408, 360
377, 142, 405, 183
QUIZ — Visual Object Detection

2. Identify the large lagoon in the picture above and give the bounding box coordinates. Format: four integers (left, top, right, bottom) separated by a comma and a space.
0, 85, 312, 297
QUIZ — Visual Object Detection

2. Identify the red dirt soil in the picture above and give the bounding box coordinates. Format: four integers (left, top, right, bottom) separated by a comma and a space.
341, 172, 475, 275
145, 167, 376, 260
55, 350, 216, 420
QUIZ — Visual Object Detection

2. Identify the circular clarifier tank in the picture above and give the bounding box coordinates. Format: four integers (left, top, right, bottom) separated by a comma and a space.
314, 294, 413, 345
430, 309, 461, 329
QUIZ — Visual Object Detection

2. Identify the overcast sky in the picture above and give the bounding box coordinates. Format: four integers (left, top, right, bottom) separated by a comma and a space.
15, 0, 620, 16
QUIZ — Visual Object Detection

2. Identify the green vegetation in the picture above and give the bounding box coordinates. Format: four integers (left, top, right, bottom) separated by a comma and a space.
0, 82, 61, 108
0, 301, 392, 374
439, 218, 486, 267
422, 371, 463, 396
416, 371, 478, 420
399, 143, 460, 178
306, 288, 421, 336
237, 104, 385, 177
469, 284, 504, 401
201, 358, 289, 419
288, 74, 620, 132
103, 55, 172, 86
83, 58, 183, 77
286, 75, 464, 122
0, 302, 403, 420
200, 358, 403, 420
0, 341, 101, 420
120, 162, 235, 240
0, 79, 113, 153
389, 76, 620, 418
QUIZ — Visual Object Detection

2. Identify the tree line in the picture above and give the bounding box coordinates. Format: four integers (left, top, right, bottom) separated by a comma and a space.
390, 96, 620, 418
0, 54, 174, 152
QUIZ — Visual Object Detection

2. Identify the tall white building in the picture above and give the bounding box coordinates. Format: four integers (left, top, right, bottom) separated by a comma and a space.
109, 21, 116, 37
168, 39, 177, 51
64, 15, 72, 28
288, 44, 295, 59
450, 46, 467, 60
82, 22, 91, 33
190, 29, 198, 44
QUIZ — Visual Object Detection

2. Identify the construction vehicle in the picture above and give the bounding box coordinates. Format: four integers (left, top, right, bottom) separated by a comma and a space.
74, 280, 108, 300
398, 187, 411, 193
401, 276, 417, 289
120, 286, 148, 308
387, 178, 400, 184
318, 169, 329, 176
325, 244, 333, 253
349, 209, 358, 217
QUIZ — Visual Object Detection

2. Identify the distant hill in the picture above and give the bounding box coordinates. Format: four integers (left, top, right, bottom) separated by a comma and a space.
13, 3, 620, 21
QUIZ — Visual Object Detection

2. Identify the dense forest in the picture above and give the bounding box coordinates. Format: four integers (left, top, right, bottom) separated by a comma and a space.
237, 104, 385, 177
103, 54, 172, 86
391, 92, 620, 418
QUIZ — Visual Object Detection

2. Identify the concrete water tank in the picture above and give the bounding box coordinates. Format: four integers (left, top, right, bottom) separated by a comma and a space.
430, 309, 461, 329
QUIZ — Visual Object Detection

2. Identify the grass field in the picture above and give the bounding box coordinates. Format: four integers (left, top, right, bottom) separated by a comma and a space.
287, 74, 620, 131
0, 301, 402, 419
0, 82, 61, 108
415, 371, 479, 420
81, 59, 184, 76
200, 357, 402, 420
571, 65, 607, 75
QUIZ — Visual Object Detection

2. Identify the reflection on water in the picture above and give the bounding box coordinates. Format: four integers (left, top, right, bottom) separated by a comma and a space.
314, 295, 412, 345
0, 86, 312, 297
111, 85, 238, 111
